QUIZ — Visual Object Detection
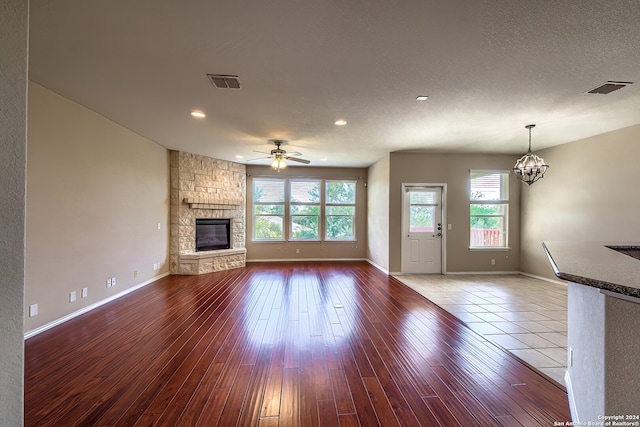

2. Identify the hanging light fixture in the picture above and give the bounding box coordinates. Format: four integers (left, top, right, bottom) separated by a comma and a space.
271, 155, 287, 172
513, 124, 549, 185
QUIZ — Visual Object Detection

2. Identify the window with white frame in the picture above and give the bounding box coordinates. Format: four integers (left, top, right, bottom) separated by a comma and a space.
253, 178, 285, 241
290, 180, 321, 240
470, 170, 509, 248
251, 178, 357, 242
325, 180, 356, 240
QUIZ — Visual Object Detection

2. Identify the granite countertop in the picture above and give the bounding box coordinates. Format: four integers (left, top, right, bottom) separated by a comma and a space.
543, 241, 640, 299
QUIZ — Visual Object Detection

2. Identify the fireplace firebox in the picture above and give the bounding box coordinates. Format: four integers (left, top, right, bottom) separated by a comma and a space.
195, 218, 231, 251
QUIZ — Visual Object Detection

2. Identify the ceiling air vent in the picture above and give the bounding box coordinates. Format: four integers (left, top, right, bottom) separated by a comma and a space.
207, 74, 241, 89
585, 81, 633, 95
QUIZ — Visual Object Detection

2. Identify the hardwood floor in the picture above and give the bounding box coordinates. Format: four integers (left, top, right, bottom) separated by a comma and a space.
25, 262, 570, 426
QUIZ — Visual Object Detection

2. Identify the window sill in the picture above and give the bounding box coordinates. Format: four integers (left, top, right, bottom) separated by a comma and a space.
469, 246, 511, 251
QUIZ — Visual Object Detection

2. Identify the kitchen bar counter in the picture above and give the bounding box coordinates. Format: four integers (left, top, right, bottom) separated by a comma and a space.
542, 241, 640, 423
543, 241, 640, 299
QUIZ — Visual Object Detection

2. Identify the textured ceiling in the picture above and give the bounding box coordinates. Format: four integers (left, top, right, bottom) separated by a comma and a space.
29, 0, 640, 167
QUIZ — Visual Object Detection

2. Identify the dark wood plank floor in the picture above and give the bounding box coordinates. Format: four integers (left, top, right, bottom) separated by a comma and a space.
25, 262, 571, 426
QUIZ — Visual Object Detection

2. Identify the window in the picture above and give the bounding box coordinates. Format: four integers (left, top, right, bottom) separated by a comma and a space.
251, 178, 357, 242
408, 191, 435, 233
325, 180, 356, 240
253, 179, 285, 240
290, 180, 320, 240
470, 170, 508, 248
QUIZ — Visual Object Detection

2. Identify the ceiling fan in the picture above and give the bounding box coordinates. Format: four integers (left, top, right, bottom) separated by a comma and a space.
249, 140, 310, 171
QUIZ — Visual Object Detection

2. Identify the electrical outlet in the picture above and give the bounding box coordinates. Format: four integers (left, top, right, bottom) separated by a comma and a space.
29, 304, 38, 317
448, 224, 452, 230
111, 277, 116, 286
491, 259, 496, 265
82, 287, 88, 298
296, 248, 300, 254
70, 291, 77, 302
106, 278, 112, 288
157, 222, 161, 230
134, 270, 138, 278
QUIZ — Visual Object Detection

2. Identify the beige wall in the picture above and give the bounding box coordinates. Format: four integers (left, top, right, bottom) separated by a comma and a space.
366, 155, 390, 272
520, 124, 640, 279
389, 152, 521, 273
245, 165, 367, 260
0, 0, 28, 423
25, 83, 170, 334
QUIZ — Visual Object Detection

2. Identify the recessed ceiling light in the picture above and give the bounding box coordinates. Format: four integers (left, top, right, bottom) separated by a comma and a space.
190, 110, 206, 118
320, 158, 328, 161
416, 95, 429, 101
334, 119, 347, 126
235, 155, 243, 159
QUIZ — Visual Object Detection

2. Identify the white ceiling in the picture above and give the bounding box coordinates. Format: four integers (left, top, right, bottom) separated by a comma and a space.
29, 0, 640, 168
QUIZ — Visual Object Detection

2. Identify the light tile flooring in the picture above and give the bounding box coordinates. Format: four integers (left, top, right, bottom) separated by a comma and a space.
393, 274, 568, 385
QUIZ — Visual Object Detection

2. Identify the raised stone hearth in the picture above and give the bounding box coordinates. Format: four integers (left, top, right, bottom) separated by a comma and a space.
177, 248, 246, 275
169, 151, 246, 275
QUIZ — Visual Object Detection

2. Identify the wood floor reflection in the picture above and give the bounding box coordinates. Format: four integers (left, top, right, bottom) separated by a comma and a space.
25, 262, 570, 426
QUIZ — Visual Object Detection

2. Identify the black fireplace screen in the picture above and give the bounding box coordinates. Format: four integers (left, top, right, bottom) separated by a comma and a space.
195, 218, 231, 251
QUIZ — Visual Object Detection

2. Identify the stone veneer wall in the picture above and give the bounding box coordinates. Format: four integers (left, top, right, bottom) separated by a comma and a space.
169, 150, 246, 275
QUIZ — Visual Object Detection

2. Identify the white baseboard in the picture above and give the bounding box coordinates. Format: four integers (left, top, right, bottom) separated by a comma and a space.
247, 258, 367, 263
519, 271, 568, 286
565, 369, 578, 423
24, 272, 170, 340
366, 259, 389, 275
446, 270, 521, 275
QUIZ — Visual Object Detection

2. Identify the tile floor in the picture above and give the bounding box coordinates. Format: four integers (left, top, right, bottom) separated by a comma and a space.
393, 273, 568, 385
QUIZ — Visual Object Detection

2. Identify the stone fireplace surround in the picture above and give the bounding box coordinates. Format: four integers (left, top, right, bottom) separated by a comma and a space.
169, 150, 246, 275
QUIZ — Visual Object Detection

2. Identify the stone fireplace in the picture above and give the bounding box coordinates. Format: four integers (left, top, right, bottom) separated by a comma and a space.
169, 150, 246, 275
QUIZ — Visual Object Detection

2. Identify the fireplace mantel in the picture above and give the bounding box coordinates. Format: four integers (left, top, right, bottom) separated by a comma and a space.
183, 198, 242, 210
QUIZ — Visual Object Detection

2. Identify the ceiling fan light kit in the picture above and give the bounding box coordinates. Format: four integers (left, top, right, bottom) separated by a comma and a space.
271, 157, 287, 171
513, 124, 549, 185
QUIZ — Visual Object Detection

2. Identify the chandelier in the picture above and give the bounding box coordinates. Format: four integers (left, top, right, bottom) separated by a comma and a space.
513, 124, 549, 185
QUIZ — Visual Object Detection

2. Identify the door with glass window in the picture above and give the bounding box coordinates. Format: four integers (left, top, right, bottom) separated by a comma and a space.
402, 186, 443, 274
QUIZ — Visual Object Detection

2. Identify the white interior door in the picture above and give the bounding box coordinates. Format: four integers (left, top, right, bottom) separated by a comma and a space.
402, 186, 443, 274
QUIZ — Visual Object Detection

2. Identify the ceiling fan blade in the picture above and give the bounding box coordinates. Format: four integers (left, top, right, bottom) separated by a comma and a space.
287, 151, 302, 156
253, 150, 271, 155
285, 156, 310, 164
246, 156, 272, 162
